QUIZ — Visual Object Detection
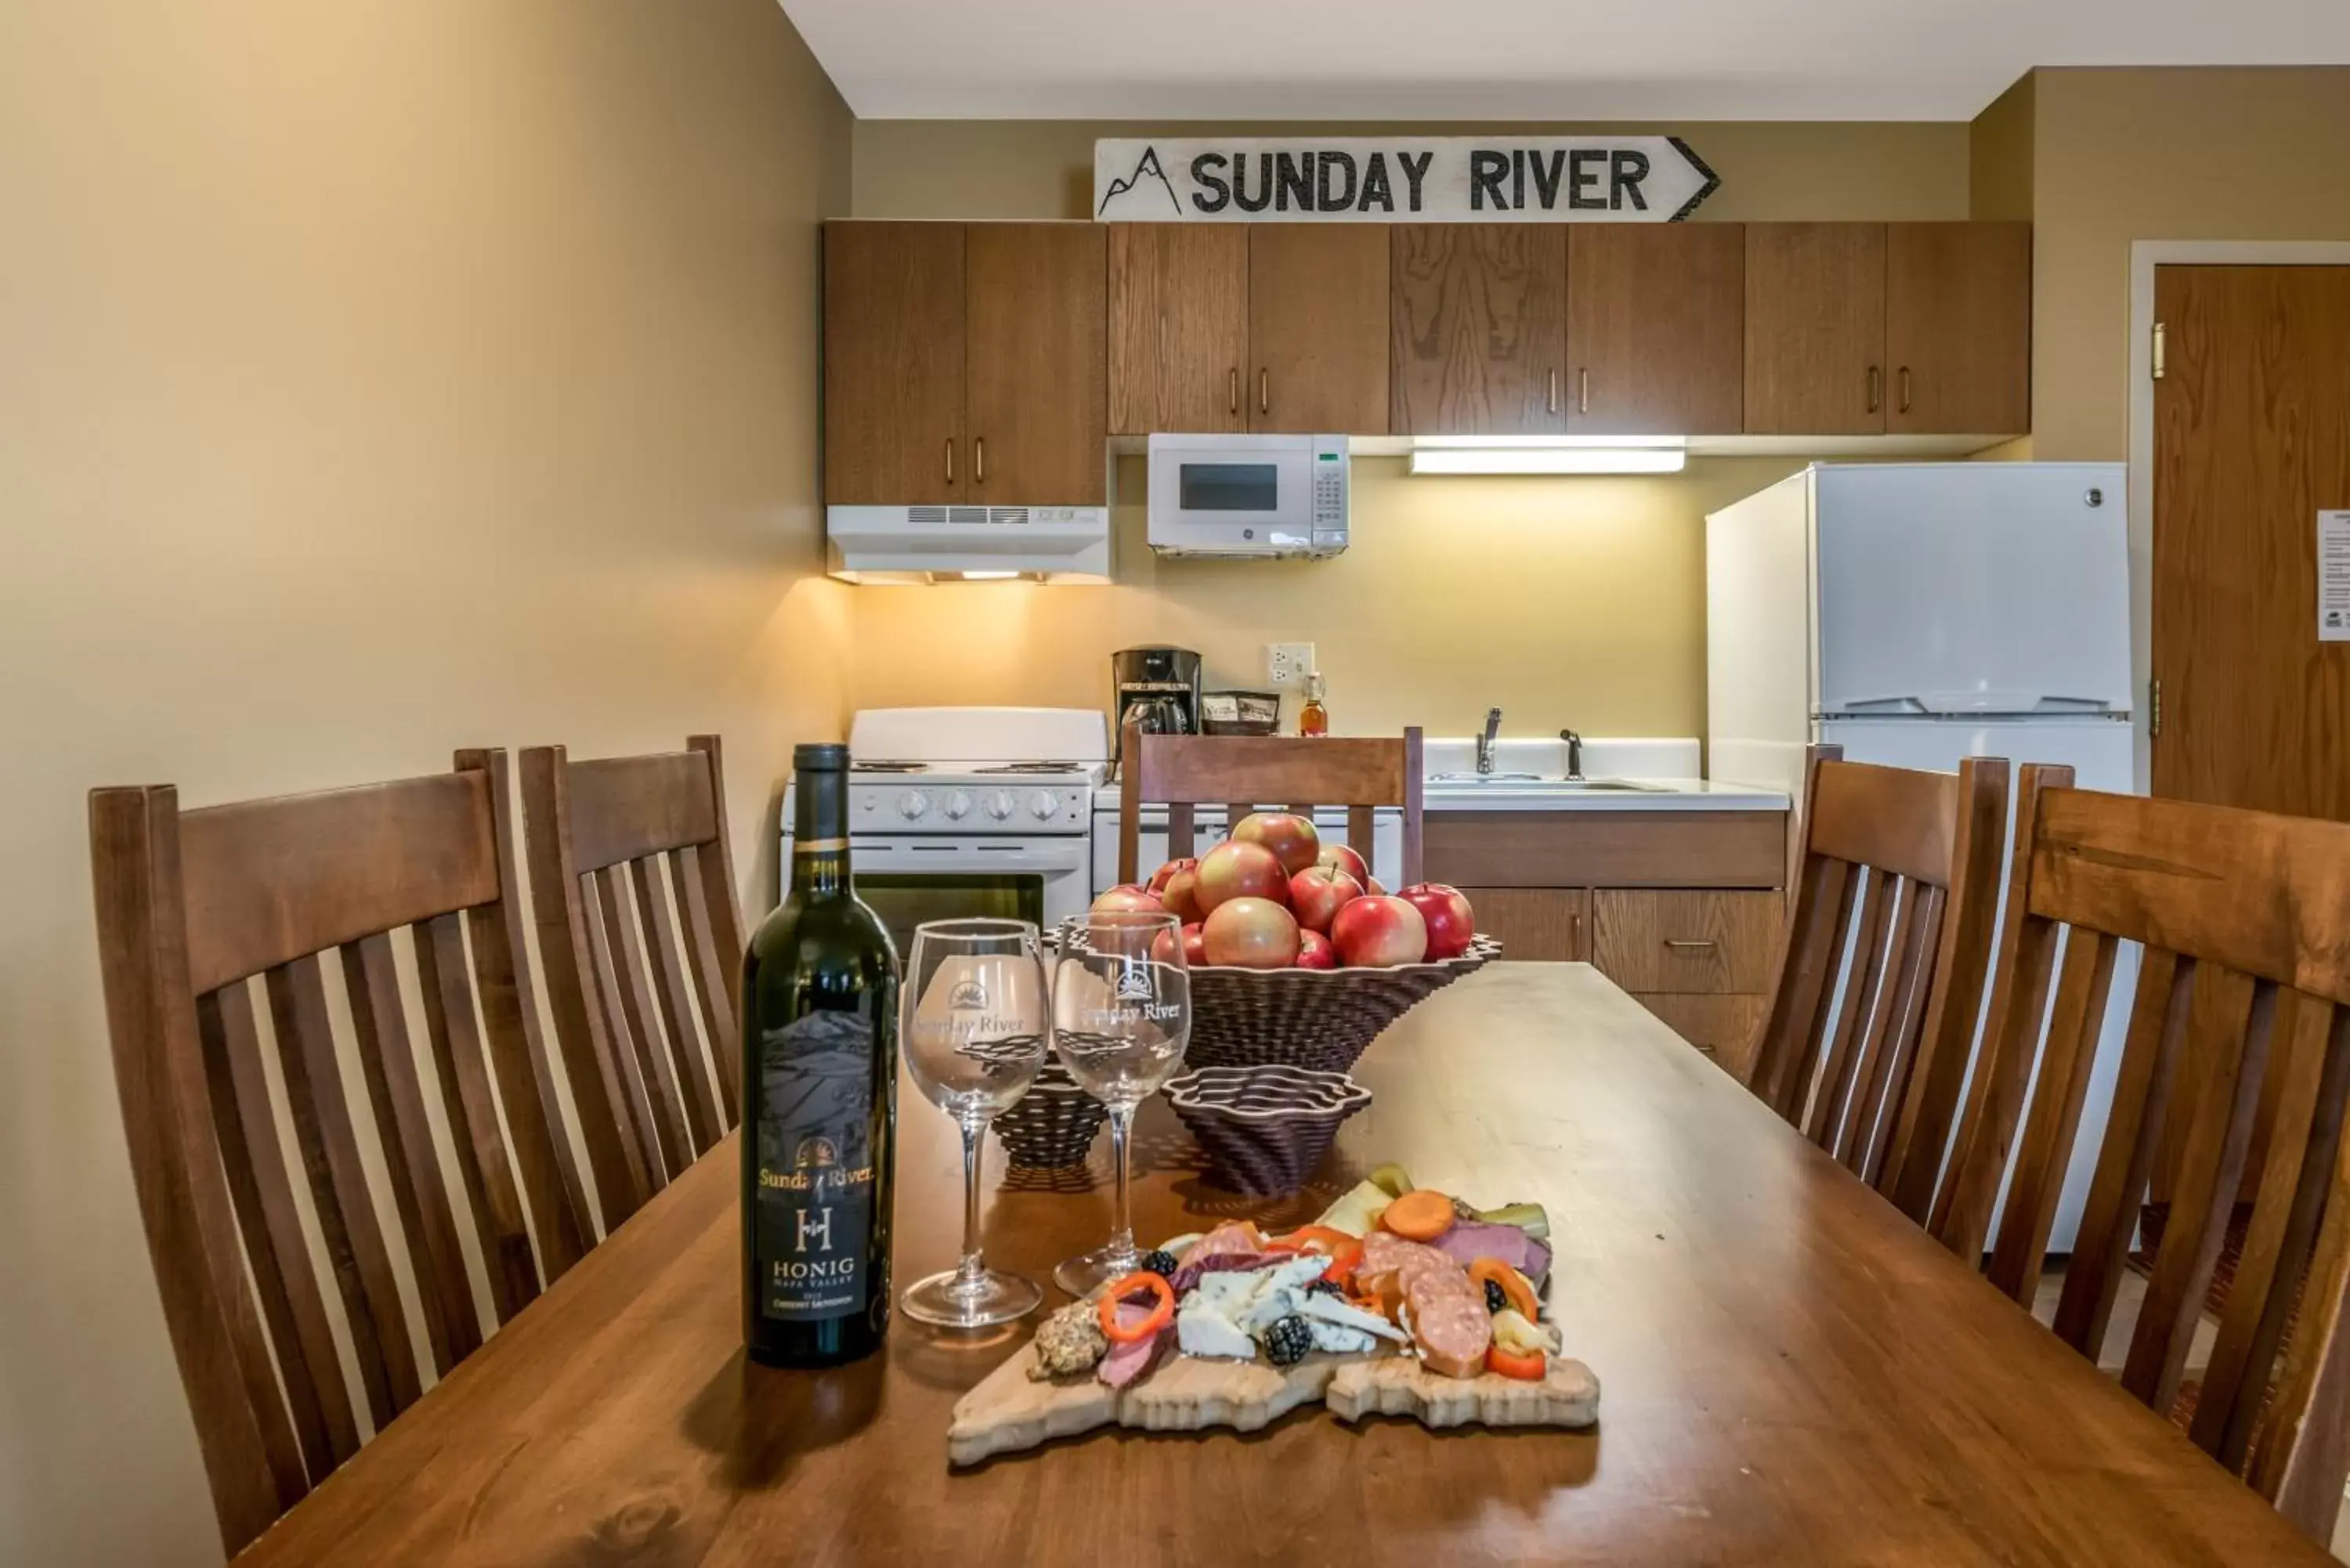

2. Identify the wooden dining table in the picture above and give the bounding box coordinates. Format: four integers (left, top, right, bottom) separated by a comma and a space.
233, 964, 2333, 1566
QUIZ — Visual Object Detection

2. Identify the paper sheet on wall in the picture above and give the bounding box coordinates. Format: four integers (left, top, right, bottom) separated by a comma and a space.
2323, 511, 2350, 643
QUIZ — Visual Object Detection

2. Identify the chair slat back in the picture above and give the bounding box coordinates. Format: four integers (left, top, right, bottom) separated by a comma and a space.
1748, 746, 2009, 1224
521, 735, 743, 1227
1116, 724, 1426, 887
89, 751, 589, 1555
1935, 771, 2350, 1538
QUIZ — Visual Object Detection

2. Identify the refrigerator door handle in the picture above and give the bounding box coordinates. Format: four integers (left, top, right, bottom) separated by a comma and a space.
1824, 692, 2124, 717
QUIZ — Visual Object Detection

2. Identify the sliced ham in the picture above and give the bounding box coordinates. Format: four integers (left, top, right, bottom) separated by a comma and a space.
1432, 1220, 1553, 1284
1097, 1305, 1173, 1389
1177, 1222, 1261, 1266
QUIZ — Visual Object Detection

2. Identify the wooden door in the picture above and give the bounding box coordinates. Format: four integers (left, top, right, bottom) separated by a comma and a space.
1886, 222, 2032, 435
1455, 887, 1589, 962
1249, 225, 1389, 434
2153, 264, 2350, 822
964, 223, 1107, 504
1744, 222, 1886, 435
823, 222, 965, 504
1390, 226, 1567, 435
1108, 224, 1248, 435
1564, 225, 1744, 435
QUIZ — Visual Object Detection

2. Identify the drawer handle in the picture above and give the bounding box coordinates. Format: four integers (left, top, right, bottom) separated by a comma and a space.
1663, 939, 1718, 952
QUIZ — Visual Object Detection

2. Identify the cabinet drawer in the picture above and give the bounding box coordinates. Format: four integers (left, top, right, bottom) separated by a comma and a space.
1594, 890, 1780, 993
1455, 887, 1588, 962
1631, 992, 1770, 1080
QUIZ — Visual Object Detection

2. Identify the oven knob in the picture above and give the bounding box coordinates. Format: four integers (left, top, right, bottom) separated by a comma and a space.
984, 789, 1016, 820
1029, 790, 1060, 821
942, 789, 973, 821
895, 790, 928, 820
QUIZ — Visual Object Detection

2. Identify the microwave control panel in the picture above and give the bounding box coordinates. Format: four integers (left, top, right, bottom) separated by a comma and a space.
1310, 435, 1348, 558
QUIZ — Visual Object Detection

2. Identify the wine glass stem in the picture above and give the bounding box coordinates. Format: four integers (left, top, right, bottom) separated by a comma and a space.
1106, 1102, 1137, 1263
954, 1114, 988, 1288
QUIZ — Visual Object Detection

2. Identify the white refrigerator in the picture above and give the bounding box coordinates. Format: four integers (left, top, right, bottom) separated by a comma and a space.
1706, 461, 2134, 1252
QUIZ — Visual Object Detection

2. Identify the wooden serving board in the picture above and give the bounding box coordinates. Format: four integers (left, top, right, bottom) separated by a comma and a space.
947, 1346, 1600, 1465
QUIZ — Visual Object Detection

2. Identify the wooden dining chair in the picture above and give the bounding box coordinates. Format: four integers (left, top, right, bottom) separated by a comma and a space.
520, 735, 744, 1232
1115, 722, 1426, 889
89, 752, 590, 1554
1746, 745, 2010, 1224
1932, 768, 2350, 1539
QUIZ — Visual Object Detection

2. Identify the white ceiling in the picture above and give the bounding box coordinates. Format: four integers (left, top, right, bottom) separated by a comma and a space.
780, 0, 2350, 121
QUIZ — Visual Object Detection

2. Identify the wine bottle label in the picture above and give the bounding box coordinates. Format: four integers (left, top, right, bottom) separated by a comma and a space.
753, 1009, 877, 1322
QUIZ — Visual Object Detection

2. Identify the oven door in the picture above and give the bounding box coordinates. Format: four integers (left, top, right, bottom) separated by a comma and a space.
846, 836, 1093, 960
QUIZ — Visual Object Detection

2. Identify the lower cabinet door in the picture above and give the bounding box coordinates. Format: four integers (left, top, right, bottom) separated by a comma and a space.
1454, 887, 1589, 962
1593, 889, 1781, 992
1630, 992, 1770, 1082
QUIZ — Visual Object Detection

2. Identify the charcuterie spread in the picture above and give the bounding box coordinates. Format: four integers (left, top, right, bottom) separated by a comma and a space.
947, 1165, 1599, 1464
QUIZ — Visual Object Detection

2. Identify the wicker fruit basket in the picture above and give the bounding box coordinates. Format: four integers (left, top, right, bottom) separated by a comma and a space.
989, 1060, 1108, 1169
1166, 1065, 1372, 1197
1054, 928, 1502, 1075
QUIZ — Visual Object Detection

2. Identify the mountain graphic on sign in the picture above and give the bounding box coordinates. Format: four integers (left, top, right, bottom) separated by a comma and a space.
1097, 145, 1182, 218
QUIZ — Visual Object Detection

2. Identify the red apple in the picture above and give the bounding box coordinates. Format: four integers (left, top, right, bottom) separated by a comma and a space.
1396, 883, 1477, 961
1330, 894, 1428, 968
1232, 811, 1322, 876
1160, 864, 1206, 923
1315, 843, 1370, 887
1147, 857, 1196, 895
1286, 863, 1363, 934
1202, 897, 1300, 969
1151, 921, 1209, 966
1295, 930, 1336, 970
1195, 840, 1289, 914
1091, 883, 1164, 917
1365, 876, 1387, 897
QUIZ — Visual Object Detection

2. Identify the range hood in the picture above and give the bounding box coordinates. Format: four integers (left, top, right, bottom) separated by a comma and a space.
826, 504, 1111, 585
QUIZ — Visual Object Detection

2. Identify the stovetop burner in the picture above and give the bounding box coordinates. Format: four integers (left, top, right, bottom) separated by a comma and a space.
970, 761, 1086, 775
851, 760, 927, 774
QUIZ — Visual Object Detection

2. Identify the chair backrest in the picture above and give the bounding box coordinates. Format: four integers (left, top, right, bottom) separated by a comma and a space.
1748, 746, 2010, 1222
89, 752, 588, 1554
1933, 768, 2350, 1537
1116, 723, 1426, 888
519, 735, 743, 1227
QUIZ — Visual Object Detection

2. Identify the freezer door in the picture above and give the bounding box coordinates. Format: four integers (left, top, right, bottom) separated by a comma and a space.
1813, 464, 2131, 718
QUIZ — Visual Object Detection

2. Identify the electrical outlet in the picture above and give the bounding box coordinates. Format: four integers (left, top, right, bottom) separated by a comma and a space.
1265, 642, 1314, 690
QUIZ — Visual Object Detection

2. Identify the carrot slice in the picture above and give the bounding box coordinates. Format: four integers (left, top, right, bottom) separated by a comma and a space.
1487, 1344, 1546, 1382
1468, 1257, 1540, 1320
1379, 1188, 1458, 1241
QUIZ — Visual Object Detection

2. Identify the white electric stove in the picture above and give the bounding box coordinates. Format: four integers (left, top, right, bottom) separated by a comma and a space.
780, 707, 1108, 956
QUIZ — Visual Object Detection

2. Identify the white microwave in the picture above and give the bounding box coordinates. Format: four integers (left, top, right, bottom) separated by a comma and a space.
1145, 432, 1349, 559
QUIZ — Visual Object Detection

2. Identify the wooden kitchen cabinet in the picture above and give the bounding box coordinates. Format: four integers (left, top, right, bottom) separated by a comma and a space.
1629, 993, 1770, 1078
823, 222, 967, 505
1454, 887, 1589, 962
965, 223, 1107, 503
1744, 222, 1887, 435
1249, 225, 1390, 434
1885, 221, 2031, 435
1564, 224, 1744, 435
1108, 223, 1249, 435
1389, 225, 1567, 435
1592, 890, 1781, 992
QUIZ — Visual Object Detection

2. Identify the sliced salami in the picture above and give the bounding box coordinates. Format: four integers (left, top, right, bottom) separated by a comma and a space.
1402, 1260, 1492, 1379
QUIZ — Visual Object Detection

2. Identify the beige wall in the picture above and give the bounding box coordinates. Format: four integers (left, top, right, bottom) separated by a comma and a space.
852, 457, 1803, 738
0, 3, 847, 1562
2027, 67, 2350, 461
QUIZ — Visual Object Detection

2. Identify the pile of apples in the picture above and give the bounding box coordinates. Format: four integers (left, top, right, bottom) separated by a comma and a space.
1093, 811, 1477, 970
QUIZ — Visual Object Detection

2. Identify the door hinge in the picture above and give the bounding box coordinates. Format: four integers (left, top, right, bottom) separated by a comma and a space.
2149, 677, 2163, 737
2152, 322, 2167, 381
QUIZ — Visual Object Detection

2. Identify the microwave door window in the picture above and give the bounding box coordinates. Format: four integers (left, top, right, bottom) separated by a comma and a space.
1178, 463, 1281, 513
853, 872, 1044, 959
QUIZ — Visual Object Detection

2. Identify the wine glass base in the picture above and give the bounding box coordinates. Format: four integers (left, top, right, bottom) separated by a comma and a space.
1054, 1242, 1145, 1299
901, 1267, 1042, 1329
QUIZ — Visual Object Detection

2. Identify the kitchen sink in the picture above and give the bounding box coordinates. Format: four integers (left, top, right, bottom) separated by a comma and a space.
1429, 771, 1545, 783
1426, 773, 1672, 793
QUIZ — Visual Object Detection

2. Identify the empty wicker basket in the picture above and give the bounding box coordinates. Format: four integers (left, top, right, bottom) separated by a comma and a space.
1166, 1064, 1372, 1197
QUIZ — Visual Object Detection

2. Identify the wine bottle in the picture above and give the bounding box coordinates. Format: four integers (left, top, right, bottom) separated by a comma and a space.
742, 742, 900, 1367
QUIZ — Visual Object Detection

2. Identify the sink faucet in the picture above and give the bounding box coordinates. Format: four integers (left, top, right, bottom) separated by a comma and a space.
1476, 707, 1502, 775
1560, 728, 1585, 781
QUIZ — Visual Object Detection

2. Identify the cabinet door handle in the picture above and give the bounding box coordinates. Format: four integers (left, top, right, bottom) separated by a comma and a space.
974, 437, 985, 485
1578, 368, 1590, 416
1259, 369, 1269, 416
1229, 367, 1239, 416
944, 438, 954, 485
1898, 367, 1913, 414
1548, 368, 1560, 415
1664, 938, 1718, 952
1867, 366, 1882, 414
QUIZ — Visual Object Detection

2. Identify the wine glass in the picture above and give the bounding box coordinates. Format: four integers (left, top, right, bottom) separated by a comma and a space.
1050, 909, 1191, 1296
898, 918, 1050, 1328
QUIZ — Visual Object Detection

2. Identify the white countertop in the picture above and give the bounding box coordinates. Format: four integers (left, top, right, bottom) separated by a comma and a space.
1422, 778, 1788, 811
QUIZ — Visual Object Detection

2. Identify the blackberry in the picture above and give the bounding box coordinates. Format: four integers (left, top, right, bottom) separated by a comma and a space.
1137, 1248, 1180, 1281
1262, 1313, 1314, 1368
1305, 1278, 1343, 1299
1484, 1278, 1507, 1314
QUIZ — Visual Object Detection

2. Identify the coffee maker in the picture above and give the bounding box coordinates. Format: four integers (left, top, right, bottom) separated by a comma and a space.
1111, 645, 1202, 767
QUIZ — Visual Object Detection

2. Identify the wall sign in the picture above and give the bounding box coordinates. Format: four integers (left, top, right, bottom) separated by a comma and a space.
2320, 510, 2350, 642
1094, 136, 1719, 224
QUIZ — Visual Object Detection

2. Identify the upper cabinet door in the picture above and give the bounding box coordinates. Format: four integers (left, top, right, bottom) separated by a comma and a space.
1744, 222, 1886, 435
965, 223, 1108, 504
1390, 226, 1567, 436
824, 222, 966, 504
1108, 225, 1248, 435
1565, 225, 1744, 435
1249, 226, 1390, 434
1885, 222, 2031, 435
